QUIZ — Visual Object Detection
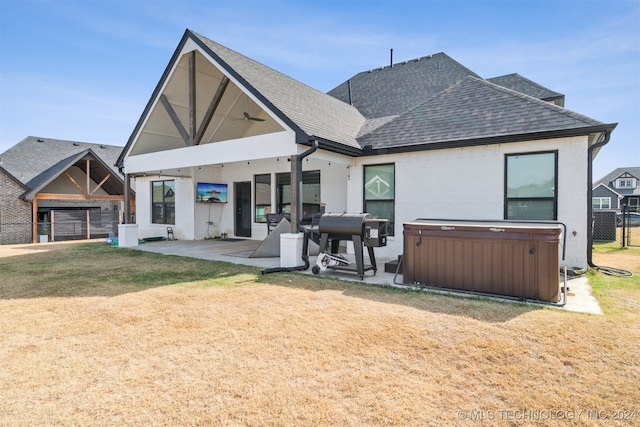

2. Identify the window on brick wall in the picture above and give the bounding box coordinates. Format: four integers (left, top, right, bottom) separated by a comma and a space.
505, 151, 557, 220
364, 163, 395, 236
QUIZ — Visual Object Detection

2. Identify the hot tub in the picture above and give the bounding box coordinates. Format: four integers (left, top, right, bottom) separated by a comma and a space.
403, 220, 563, 302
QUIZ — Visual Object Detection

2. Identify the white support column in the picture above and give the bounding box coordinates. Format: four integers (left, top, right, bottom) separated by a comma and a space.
118, 224, 139, 247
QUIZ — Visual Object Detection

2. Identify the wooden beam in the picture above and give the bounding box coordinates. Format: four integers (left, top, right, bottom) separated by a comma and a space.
160, 94, 191, 146
89, 173, 111, 196
194, 76, 230, 145
64, 172, 88, 195
189, 50, 196, 145
86, 159, 90, 194
51, 210, 55, 242
35, 193, 124, 201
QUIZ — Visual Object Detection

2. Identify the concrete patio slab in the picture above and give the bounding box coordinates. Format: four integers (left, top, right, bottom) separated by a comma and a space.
127, 238, 603, 314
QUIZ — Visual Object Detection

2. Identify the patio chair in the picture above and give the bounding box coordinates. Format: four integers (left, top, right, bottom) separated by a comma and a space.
266, 214, 284, 234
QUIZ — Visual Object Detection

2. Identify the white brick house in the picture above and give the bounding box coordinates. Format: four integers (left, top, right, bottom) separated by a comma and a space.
117, 29, 616, 269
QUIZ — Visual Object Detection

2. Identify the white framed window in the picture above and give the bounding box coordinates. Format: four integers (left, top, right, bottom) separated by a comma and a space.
592, 197, 611, 210
616, 178, 635, 189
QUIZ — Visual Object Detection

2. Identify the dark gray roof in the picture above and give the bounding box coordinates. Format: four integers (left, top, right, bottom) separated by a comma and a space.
0, 136, 124, 190
328, 52, 481, 120
358, 77, 606, 149
119, 30, 616, 163
487, 73, 564, 104
593, 167, 640, 195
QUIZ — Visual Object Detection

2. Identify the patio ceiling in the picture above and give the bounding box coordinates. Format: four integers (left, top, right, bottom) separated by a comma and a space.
129, 50, 285, 158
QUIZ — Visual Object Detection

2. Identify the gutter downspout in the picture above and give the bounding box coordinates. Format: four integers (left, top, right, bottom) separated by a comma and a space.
290, 139, 319, 233
587, 130, 612, 268
262, 139, 318, 275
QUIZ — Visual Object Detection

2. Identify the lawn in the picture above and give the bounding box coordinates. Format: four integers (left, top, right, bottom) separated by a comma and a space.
0, 242, 638, 426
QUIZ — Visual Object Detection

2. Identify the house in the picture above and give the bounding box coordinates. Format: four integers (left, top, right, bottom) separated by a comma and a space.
116, 29, 617, 269
0, 136, 130, 244
593, 167, 640, 211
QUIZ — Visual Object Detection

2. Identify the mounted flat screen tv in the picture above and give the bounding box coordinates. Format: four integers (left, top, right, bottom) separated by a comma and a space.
196, 182, 228, 203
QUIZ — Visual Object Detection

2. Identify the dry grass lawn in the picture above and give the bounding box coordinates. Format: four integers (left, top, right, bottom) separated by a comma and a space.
0, 242, 638, 426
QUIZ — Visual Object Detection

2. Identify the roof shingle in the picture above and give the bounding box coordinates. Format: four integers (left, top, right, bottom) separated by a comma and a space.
358, 77, 604, 149
0, 136, 123, 188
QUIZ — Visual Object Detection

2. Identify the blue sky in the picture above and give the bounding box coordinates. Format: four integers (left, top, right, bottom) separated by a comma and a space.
0, 0, 638, 180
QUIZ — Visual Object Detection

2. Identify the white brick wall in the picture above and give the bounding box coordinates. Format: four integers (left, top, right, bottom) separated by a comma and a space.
348, 136, 590, 268
132, 154, 351, 241
131, 136, 591, 268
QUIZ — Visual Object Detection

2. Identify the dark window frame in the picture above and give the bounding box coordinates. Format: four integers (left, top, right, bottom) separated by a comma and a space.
151, 180, 175, 225
363, 163, 395, 236
275, 170, 321, 217
254, 173, 271, 223
504, 151, 558, 220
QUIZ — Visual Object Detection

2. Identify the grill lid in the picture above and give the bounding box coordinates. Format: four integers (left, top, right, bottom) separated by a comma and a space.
318, 213, 372, 235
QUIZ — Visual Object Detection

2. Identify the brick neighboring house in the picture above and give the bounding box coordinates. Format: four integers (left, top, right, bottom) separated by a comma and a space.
593, 167, 640, 212
0, 165, 32, 243
0, 136, 131, 244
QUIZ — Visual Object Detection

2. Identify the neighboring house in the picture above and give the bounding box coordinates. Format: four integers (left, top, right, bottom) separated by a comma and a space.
0, 137, 130, 243
116, 29, 616, 269
593, 167, 640, 212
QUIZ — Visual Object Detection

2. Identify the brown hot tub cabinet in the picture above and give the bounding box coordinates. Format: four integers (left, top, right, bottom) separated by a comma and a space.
403, 220, 563, 303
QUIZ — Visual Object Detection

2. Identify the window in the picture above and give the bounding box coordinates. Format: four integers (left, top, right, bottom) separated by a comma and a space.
151, 180, 175, 224
505, 152, 557, 220
364, 163, 395, 236
254, 174, 271, 223
275, 171, 321, 217
617, 178, 635, 189
592, 197, 611, 210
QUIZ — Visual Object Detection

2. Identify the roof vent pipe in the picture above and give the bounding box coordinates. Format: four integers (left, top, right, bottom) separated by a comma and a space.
347, 80, 353, 105
390, 48, 393, 67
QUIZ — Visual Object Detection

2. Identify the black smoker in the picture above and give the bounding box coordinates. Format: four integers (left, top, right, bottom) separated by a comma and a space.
312, 213, 388, 279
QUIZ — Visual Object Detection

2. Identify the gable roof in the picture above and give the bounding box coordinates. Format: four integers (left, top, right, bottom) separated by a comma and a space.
592, 182, 623, 198
118, 30, 616, 165
358, 76, 610, 150
191, 31, 366, 149
487, 73, 564, 105
0, 136, 124, 196
20, 148, 125, 200
118, 30, 366, 167
594, 167, 640, 195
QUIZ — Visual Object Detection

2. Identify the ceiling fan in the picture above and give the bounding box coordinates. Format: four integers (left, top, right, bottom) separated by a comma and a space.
242, 111, 265, 122
239, 94, 265, 122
